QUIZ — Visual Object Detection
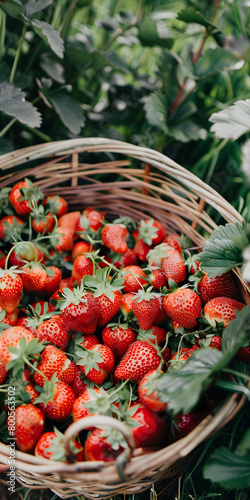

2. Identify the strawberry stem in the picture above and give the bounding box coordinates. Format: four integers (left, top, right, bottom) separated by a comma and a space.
222, 368, 250, 383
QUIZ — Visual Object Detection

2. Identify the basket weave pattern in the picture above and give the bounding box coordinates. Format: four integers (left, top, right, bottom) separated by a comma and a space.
0, 138, 249, 499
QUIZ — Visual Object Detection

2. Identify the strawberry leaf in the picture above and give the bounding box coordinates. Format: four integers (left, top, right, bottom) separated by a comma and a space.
203, 446, 250, 489
198, 222, 245, 277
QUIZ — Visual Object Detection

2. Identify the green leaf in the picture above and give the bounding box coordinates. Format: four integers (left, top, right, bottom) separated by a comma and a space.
0, 0, 23, 20
210, 99, 250, 140
198, 222, 245, 277
144, 92, 168, 133
221, 306, 250, 358
0, 82, 41, 128
40, 55, 65, 83
203, 446, 250, 488
49, 92, 85, 135
138, 16, 173, 49
24, 0, 52, 18
177, 9, 221, 32
31, 19, 64, 59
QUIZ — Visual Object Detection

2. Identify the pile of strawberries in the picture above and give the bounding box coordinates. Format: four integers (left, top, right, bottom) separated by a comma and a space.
0, 178, 247, 464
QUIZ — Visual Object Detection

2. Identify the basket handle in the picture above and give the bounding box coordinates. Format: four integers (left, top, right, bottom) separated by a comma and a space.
63, 415, 135, 481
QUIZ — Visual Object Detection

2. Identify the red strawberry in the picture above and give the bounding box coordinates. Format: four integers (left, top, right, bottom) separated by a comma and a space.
33, 345, 76, 387
0, 306, 19, 326
101, 224, 128, 254
163, 234, 182, 253
138, 369, 167, 412
32, 211, 55, 234
204, 297, 245, 328
102, 323, 136, 359
137, 325, 167, 346
138, 218, 166, 246
209, 335, 222, 350
43, 195, 68, 218
55, 226, 74, 252
161, 250, 186, 285
0, 362, 7, 384
163, 288, 202, 329
72, 241, 91, 262
9, 180, 35, 216
72, 387, 101, 421
169, 346, 199, 369
21, 264, 47, 292
129, 402, 166, 447
75, 207, 105, 234
0, 215, 24, 241
198, 271, 238, 304
237, 345, 250, 363
77, 344, 115, 384
0, 326, 35, 365
120, 292, 136, 317
71, 365, 88, 398
153, 295, 169, 325
85, 428, 125, 462
9, 243, 44, 267
7, 404, 45, 451
57, 211, 81, 237
38, 381, 75, 421
41, 266, 62, 296
71, 255, 94, 285
148, 269, 167, 289
37, 315, 69, 351
60, 286, 100, 334
0, 269, 23, 313
121, 265, 148, 293
133, 239, 152, 262
35, 430, 84, 462
113, 248, 138, 269
23, 373, 40, 403
114, 340, 161, 384
132, 289, 161, 330
169, 409, 207, 440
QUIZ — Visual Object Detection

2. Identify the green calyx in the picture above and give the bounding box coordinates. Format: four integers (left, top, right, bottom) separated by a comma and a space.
60, 282, 88, 309
135, 286, 160, 303
138, 219, 159, 246
147, 243, 173, 267
82, 267, 125, 302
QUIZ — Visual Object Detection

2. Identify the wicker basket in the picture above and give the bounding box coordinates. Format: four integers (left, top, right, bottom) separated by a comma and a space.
0, 138, 249, 499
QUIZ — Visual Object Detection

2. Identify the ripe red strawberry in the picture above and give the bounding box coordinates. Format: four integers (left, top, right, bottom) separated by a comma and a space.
102, 323, 136, 359
132, 289, 161, 330
153, 295, 169, 325
55, 226, 74, 252
85, 428, 125, 462
120, 292, 136, 317
204, 297, 245, 328
137, 325, 167, 346
163, 234, 182, 253
33, 345, 76, 387
21, 264, 47, 292
75, 207, 105, 234
71, 255, 94, 285
9, 243, 44, 267
148, 269, 167, 289
237, 345, 250, 363
57, 211, 81, 237
32, 211, 55, 234
101, 224, 128, 254
38, 381, 75, 421
60, 286, 100, 334
72, 241, 91, 262
121, 265, 148, 293
37, 315, 69, 351
9, 180, 34, 216
0, 362, 7, 384
113, 248, 138, 269
161, 250, 186, 285
43, 195, 68, 218
163, 288, 202, 329
41, 266, 62, 297
138, 369, 167, 412
169, 346, 199, 369
77, 344, 115, 384
114, 340, 161, 384
133, 239, 152, 262
0, 269, 23, 313
169, 409, 207, 440
129, 402, 166, 447
71, 365, 88, 398
0, 306, 19, 326
209, 335, 222, 350
198, 271, 238, 304
7, 404, 45, 451
138, 219, 166, 246
0, 215, 24, 241
0, 326, 35, 365
72, 387, 101, 421
23, 370, 40, 403
35, 430, 84, 461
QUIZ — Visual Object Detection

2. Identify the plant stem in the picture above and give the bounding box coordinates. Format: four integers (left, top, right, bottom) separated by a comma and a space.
0, 117, 17, 138
0, 11, 6, 63
223, 368, 250, 383
9, 25, 27, 84
59, 0, 79, 39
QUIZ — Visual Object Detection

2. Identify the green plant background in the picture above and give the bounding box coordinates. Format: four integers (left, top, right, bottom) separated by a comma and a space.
0, 0, 250, 498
